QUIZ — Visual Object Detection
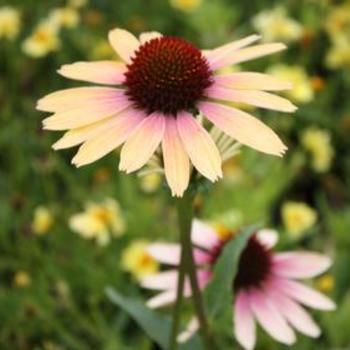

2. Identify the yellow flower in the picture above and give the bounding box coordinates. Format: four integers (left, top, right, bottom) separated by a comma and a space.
267, 64, 314, 103
252, 6, 303, 43
121, 240, 159, 280
13, 271, 31, 288
0, 6, 21, 40
48, 7, 80, 29
324, 3, 350, 40
139, 173, 162, 193
69, 198, 126, 246
301, 128, 334, 173
326, 37, 350, 69
281, 201, 317, 238
315, 274, 334, 294
170, 0, 202, 12
222, 157, 243, 184
32, 206, 54, 235
68, 0, 88, 8
22, 21, 60, 58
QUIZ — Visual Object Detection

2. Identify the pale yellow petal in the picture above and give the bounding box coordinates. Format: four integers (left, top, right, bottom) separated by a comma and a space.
139, 31, 162, 44
108, 28, 140, 63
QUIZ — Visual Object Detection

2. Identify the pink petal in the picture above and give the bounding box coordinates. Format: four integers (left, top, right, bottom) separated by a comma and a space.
234, 290, 256, 350
176, 112, 222, 182
119, 113, 165, 173
191, 219, 220, 250
58, 61, 127, 85
270, 277, 336, 311
267, 287, 321, 338
199, 101, 287, 156
147, 243, 181, 265
256, 229, 279, 248
140, 270, 178, 290
108, 28, 140, 63
205, 86, 297, 112
248, 288, 296, 345
272, 252, 332, 279
193, 249, 212, 265
71, 108, 145, 167
139, 31, 162, 44
162, 117, 190, 197
214, 72, 292, 91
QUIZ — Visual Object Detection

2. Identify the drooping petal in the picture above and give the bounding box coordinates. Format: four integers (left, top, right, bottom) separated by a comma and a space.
147, 243, 181, 266
162, 117, 190, 197
248, 288, 296, 345
256, 229, 279, 248
199, 101, 287, 156
176, 112, 222, 182
37, 87, 125, 113
146, 290, 177, 309
270, 277, 336, 311
58, 61, 127, 85
205, 86, 297, 112
214, 72, 292, 91
108, 28, 140, 63
139, 31, 162, 44
267, 287, 321, 338
272, 252, 332, 279
234, 290, 256, 350
141, 270, 178, 290
191, 219, 220, 250
177, 318, 200, 343
204, 35, 261, 70
119, 113, 166, 173
71, 109, 145, 167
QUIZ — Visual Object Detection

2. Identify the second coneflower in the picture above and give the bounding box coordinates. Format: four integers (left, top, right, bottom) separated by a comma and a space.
38, 28, 296, 196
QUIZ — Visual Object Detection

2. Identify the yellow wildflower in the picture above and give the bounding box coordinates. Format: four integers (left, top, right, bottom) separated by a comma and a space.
22, 21, 60, 58
68, 0, 88, 8
326, 37, 350, 69
281, 201, 317, 238
315, 274, 334, 294
324, 3, 350, 40
301, 128, 334, 173
121, 240, 159, 280
0, 6, 21, 40
139, 173, 162, 193
170, 0, 202, 12
48, 7, 80, 29
252, 6, 303, 43
13, 271, 31, 288
267, 64, 314, 103
32, 206, 54, 235
69, 198, 126, 246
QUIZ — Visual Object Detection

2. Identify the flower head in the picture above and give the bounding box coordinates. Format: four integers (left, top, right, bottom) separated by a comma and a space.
32, 206, 54, 235
38, 28, 296, 196
170, 0, 202, 12
142, 220, 335, 349
0, 6, 21, 40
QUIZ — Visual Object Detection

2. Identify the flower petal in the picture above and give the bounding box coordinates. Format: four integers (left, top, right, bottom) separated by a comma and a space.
248, 288, 296, 345
58, 61, 127, 85
71, 109, 145, 167
177, 318, 199, 343
199, 101, 287, 156
205, 86, 297, 112
270, 277, 336, 311
214, 72, 292, 91
146, 290, 177, 308
162, 117, 190, 197
119, 113, 165, 173
108, 28, 140, 63
140, 270, 178, 290
147, 243, 181, 265
177, 112, 222, 182
256, 229, 279, 248
191, 219, 220, 250
139, 31, 162, 44
272, 252, 332, 279
234, 290, 256, 350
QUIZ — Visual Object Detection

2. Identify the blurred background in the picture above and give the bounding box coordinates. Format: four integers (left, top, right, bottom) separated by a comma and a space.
1, 0, 350, 349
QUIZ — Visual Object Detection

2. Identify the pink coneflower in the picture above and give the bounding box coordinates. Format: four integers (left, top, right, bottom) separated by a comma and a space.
142, 220, 335, 349
37, 29, 296, 196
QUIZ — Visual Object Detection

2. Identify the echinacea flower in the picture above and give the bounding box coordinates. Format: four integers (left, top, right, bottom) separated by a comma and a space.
38, 28, 296, 196
142, 220, 335, 349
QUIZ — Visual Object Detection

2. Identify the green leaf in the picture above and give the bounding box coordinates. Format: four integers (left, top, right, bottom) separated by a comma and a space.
204, 225, 258, 319
105, 287, 203, 350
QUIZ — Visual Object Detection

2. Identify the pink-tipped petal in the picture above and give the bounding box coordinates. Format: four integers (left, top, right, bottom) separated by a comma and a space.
162, 117, 190, 197
139, 31, 162, 44
256, 229, 279, 248
71, 109, 145, 167
191, 219, 220, 250
267, 287, 321, 338
234, 290, 256, 350
177, 318, 200, 343
177, 112, 222, 182
206, 86, 297, 112
119, 113, 165, 173
248, 288, 296, 345
270, 277, 336, 311
37, 87, 125, 113
204, 35, 261, 70
199, 101, 287, 156
108, 28, 140, 63
147, 243, 181, 266
272, 252, 332, 279
57, 61, 127, 85
214, 72, 292, 91
140, 270, 178, 291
